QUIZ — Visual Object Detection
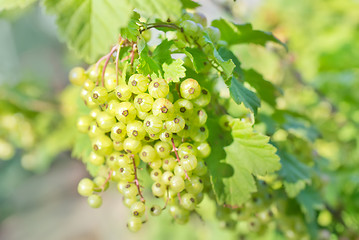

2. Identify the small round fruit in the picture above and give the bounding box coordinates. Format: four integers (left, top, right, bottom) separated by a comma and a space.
96, 112, 116, 132
115, 84, 132, 101
143, 115, 163, 134
192, 88, 211, 107
195, 142, 211, 158
127, 217, 142, 232
139, 145, 157, 163
126, 120, 146, 140
87, 194, 102, 208
170, 175, 185, 193
111, 122, 127, 141
123, 138, 142, 154
148, 78, 169, 99
181, 193, 197, 210
130, 201, 146, 217
78, 178, 94, 197
116, 102, 136, 124
92, 135, 113, 156
150, 205, 162, 216
165, 115, 185, 133
128, 74, 149, 94
152, 98, 175, 120
89, 151, 105, 166
134, 93, 154, 112
69, 67, 86, 86
91, 86, 108, 105
180, 78, 201, 100
181, 154, 197, 171
174, 99, 193, 117
180, 20, 199, 37
154, 141, 171, 158
152, 182, 166, 197
77, 115, 92, 133
206, 26, 221, 43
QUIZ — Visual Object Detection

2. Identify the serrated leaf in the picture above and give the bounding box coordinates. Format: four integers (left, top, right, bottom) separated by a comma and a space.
212, 119, 280, 206
43, 0, 133, 62
218, 47, 243, 78
212, 19, 286, 49
284, 180, 307, 198
153, 39, 174, 65
297, 187, 324, 221
278, 150, 311, 183
243, 69, 281, 107
137, 43, 161, 76
230, 76, 261, 114
203, 34, 235, 81
130, 0, 182, 21
184, 47, 208, 73
180, 0, 200, 9
163, 58, 186, 83
0, 0, 37, 10
72, 133, 92, 160
120, 12, 140, 42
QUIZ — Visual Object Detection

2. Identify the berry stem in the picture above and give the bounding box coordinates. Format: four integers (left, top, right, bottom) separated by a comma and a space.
171, 138, 190, 180
94, 169, 113, 192
101, 45, 119, 87
162, 186, 170, 210
115, 40, 124, 85
130, 43, 137, 66
131, 154, 145, 203
139, 23, 180, 33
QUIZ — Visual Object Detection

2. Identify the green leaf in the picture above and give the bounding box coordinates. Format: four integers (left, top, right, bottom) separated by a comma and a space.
212, 19, 286, 49
120, 12, 140, 42
297, 187, 324, 222
278, 150, 311, 183
211, 119, 281, 206
163, 58, 186, 83
72, 133, 92, 160
203, 34, 235, 81
243, 69, 281, 107
130, 0, 182, 21
137, 43, 161, 76
153, 40, 174, 65
179, 0, 200, 9
218, 47, 243, 78
230, 76, 261, 114
43, 0, 133, 62
0, 0, 37, 10
184, 47, 208, 73
284, 181, 307, 198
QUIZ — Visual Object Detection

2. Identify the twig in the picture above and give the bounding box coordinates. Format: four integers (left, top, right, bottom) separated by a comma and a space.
94, 170, 113, 192
171, 138, 190, 180
101, 45, 118, 87
131, 154, 145, 203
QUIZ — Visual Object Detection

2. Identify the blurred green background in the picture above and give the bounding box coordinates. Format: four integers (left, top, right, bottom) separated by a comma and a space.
0, 0, 358, 239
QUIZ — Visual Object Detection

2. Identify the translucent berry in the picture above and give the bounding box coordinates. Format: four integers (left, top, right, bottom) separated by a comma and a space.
87, 194, 102, 208
115, 84, 132, 101
134, 93, 154, 112
92, 135, 113, 156
143, 115, 163, 134
174, 99, 193, 117
69, 67, 86, 86
123, 137, 142, 154
91, 86, 108, 105
78, 178, 94, 196
148, 78, 169, 98
128, 74, 149, 94
180, 78, 201, 100
116, 102, 136, 124
126, 120, 146, 140
152, 98, 175, 120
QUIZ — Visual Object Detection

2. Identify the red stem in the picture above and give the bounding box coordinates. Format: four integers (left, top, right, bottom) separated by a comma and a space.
101, 45, 118, 87
171, 138, 190, 180
131, 154, 145, 203
94, 169, 113, 192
